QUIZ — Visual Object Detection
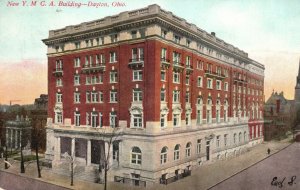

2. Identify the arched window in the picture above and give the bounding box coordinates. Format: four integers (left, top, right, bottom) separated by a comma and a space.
233, 133, 237, 144
239, 132, 242, 143
131, 147, 142, 165
244, 131, 247, 142
174, 144, 180, 160
186, 142, 192, 157
160, 146, 168, 164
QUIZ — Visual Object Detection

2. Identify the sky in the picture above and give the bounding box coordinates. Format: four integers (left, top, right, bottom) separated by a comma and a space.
0, 0, 299, 104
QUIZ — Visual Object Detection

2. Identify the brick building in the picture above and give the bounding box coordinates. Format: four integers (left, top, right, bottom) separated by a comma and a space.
42, 4, 265, 186
264, 91, 293, 140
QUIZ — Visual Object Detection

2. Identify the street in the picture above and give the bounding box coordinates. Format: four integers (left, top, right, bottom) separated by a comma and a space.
0, 171, 70, 190
210, 143, 300, 190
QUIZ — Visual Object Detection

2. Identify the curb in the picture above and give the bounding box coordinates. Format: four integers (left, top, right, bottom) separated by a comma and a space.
206, 142, 294, 190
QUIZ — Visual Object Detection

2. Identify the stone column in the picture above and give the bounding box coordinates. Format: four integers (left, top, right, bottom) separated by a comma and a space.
5, 128, 9, 148
20, 130, 22, 147
87, 140, 91, 166
105, 141, 113, 166
10, 129, 13, 149
54, 137, 61, 161
71, 138, 75, 157
15, 130, 18, 149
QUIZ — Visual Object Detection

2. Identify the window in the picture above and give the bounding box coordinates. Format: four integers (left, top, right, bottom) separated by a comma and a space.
216, 136, 220, 148
139, 28, 146, 38
186, 56, 191, 66
160, 88, 166, 102
161, 70, 166, 81
74, 75, 80, 86
197, 139, 201, 154
206, 109, 211, 123
110, 112, 117, 127
197, 77, 203, 87
173, 72, 180, 83
185, 92, 190, 103
91, 112, 98, 127
110, 90, 117, 102
185, 76, 190, 85
216, 67, 222, 76
110, 71, 118, 83
224, 134, 228, 146
99, 92, 104, 103
216, 109, 220, 123
74, 57, 81, 67
185, 113, 191, 125
74, 92, 80, 103
55, 60, 63, 70
96, 54, 105, 65
131, 147, 142, 165
244, 131, 247, 142
75, 42, 80, 49
186, 39, 191, 47
173, 90, 180, 103
91, 91, 99, 103
239, 132, 242, 143
197, 43, 204, 52
56, 93, 62, 103
186, 143, 191, 157
197, 60, 203, 70
133, 89, 142, 102
86, 112, 90, 126
174, 144, 180, 160
173, 52, 181, 64
55, 112, 63, 123
133, 114, 142, 128
111, 34, 118, 43
161, 48, 167, 61
86, 92, 90, 103
234, 133, 237, 144
196, 109, 202, 125
216, 80, 221, 90
173, 114, 180, 127
160, 114, 167, 128
207, 78, 213, 89
224, 69, 229, 77
96, 37, 104, 45
173, 34, 181, 44
161, 147, 168, 164
56, 78, 62, 87
224, 82, 228, 91
109, 52, 117, 63
161, 30, 167, 38
74, 112, 80, 126
131, 48, 144, 61
131, 30, 137, 39
133, 70, 142, 81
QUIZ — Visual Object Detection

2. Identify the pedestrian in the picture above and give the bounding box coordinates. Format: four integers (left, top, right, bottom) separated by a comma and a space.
267, 148, 271, 155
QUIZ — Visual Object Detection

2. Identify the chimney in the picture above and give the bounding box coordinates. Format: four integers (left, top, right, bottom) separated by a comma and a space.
276, 99, 280, 113
211, 32, 215, 37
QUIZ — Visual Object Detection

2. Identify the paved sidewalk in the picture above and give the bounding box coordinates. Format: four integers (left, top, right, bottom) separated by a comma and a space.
0, 137, 293, 190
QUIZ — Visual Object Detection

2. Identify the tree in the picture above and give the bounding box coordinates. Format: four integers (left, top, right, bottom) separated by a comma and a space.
96, 127, 122, 190
63, 152, 76, 186
31, 119, 45, 178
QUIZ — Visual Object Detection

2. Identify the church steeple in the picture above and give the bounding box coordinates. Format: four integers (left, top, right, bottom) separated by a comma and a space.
296, 59, 300, 89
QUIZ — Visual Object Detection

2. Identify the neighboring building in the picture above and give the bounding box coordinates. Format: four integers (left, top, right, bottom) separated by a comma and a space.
5, 115, 31, 151
42, 4, 265, 186
264, 91, 293, 140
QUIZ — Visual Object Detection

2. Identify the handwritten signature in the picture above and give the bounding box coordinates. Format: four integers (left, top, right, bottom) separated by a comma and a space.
271, 176, 296, 188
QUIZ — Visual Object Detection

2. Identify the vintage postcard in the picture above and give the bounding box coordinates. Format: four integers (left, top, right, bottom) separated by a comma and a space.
0, 0, 299, 189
